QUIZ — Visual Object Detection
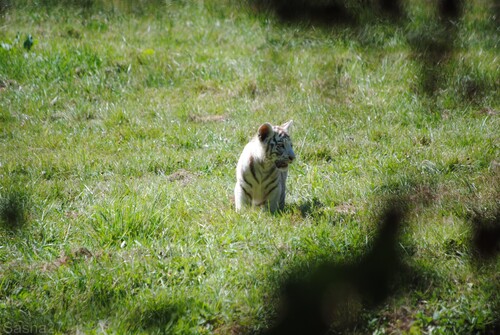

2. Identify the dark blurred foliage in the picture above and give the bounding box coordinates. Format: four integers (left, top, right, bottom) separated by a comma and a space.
0, 0, 11, 14
250, 0, 497, 98
471, 209, 500, 262
438, 0, 464, 20
469, 205, 500, 335
469, 178, 500, 263
407, 0, 464, 96
251, 0, 404, 26
262, 199, 411, 334
0, 190, 30, 231
261, 182, 500, 334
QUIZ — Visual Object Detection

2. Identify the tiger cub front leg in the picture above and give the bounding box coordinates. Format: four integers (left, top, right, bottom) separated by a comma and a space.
266, 184, 283, 213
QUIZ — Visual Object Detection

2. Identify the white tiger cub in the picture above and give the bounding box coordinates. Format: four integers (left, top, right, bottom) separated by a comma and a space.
235, 120, 295, 213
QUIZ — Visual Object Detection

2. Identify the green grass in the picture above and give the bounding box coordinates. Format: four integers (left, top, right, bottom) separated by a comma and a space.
1, 0, 499, 334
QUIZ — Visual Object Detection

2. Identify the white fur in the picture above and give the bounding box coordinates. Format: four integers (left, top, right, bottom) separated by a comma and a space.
234, 121, 294, 213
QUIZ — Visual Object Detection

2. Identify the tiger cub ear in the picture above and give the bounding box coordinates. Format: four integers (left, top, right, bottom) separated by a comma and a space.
281, 120, 293, 134
258, 122, 274, 141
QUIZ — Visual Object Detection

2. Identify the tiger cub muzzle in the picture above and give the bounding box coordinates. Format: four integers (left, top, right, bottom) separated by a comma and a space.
275, 155, 295, 169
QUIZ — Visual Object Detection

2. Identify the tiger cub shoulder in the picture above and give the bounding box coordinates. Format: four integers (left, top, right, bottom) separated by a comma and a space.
234, 120, 295, 213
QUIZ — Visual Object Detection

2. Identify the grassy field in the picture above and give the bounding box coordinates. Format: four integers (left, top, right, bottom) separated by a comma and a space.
0, 0, 499, 334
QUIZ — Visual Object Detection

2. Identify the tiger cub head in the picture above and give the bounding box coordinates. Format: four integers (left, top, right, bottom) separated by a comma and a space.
257, 120, 295, 170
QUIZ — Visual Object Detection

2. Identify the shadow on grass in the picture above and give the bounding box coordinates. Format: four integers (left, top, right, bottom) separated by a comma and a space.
260, 183, 500, 335
250, 0, 404, 26
406, 0, 464, 97
0, 190, 30, 232
469, 206, 500, 335
471, 209, 500, 263
262, 199, 411, 334
285, 197, 325, 218
125, 297, 184, 333
250, 0, 497, 103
